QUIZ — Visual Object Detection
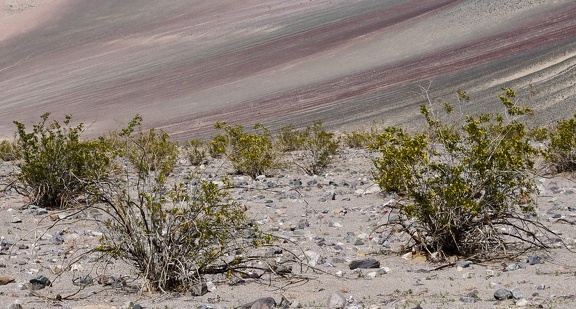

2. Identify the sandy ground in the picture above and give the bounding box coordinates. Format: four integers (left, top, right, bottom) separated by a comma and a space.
0, 0, 575, 140
0, 149, 575, 309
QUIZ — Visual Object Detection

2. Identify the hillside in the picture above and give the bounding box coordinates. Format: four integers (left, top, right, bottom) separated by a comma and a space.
0, 0, 575, 140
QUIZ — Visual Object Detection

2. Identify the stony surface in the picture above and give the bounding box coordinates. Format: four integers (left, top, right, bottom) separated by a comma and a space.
0, 147, 574, 308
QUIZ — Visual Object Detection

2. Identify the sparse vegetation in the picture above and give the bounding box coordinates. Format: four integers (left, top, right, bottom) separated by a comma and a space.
276, 124, 306, 152
211, 122, 279, 178
13, 113, 112, 208
371, 89, 554, 259
545, 114, 576, 173
185, 139, 207, 166
292, 121, 339, 175
95, 116, 268, 292
0, 139, 17, 161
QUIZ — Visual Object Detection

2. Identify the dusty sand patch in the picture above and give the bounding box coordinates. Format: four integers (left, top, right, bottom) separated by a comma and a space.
0, 0, 69, 43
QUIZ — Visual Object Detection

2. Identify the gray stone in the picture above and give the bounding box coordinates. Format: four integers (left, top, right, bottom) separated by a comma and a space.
511, 288, 523, 300
240, 297, 276, 309
72, 275, 93, 286
494, 288, 513, 300
190, 282, 208, 296
8, 302, 23, 309
349, 258, 380, 270
51, 234, 65, 245
297, 218, 309, 229
29, 275, 51, 289
327, 291, 346, 309
526, 255, 542, 265
199, 305, 226, 309
504, 263, 522, 271
455, 260, 473, 268
459, 296, 476, 303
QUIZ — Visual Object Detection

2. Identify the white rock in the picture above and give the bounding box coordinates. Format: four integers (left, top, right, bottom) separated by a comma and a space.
304, 250, 320, 266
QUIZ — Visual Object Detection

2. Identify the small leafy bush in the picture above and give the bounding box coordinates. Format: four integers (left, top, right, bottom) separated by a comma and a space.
185, 139, 207, 166
96, 117, 267, 291
296, 121, 339, 175
13, 113, 112, 208
0, 140, 17, 161
372, 89, 552, 259
341, 125, 379, 149
545, 114, 576, 173
212, 122, 279, 178
276, 124, 306, 152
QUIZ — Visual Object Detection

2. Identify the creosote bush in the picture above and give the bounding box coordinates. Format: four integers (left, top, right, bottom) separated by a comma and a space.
95, 116, 268, 291
372, 89, 553, 259
341, 124, 379, 149
545, 114, 576, 173
185, 139, 207, 166
211, 122, 279, 178
13, 113, 112, 208
276, 124, 306, 152
292, 121, 339, 175
0, 140, 17, 161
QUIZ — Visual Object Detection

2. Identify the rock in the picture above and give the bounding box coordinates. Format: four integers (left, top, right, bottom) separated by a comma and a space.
297, 218, 309, 229
503, 263, 522, 271
526, 255, 542, 265
305, 250, 321, 266
327, 291, 347, 309
494, 288, 513, 300
10, 216, 22, 223
455, 260, 473, 268
190, 281, 208, 296
349, 258, 380, 270
8, 302, 23, 309
51, 233, 65, 245
516, 298, 528, 306
0, 276, 15, 285
72, 275, 93, 286
511, 288, 523, 300
459, 296, 475, 303
199, 305, 226, 309
239, 297, 276, 309
29, 275, 51, 290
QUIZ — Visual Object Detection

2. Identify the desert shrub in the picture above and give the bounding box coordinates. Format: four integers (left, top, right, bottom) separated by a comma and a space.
372, 89, 553, 259
184, 139, 207, 166
120, 116, 179, 179
212, 122, 279, 178
0, 140, 17, 161
96, 117, 268, 292
295, 121, 339, 175
341, 125, 380, 149
545, 114, 576, 173
13, 113, 112, 208
276, 124, 306, 151
208, 134, 227, 158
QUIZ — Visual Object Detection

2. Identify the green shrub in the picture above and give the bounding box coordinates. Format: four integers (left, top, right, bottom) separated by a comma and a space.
341, 125, 379, 149
372, 89, 552, 259
545, 114, 576, 173
185, 139, 207, 166
212, 122, 279, 178
96, 117, 268, 291
13, 113, 112, 208
276, 124, 306, 151
0, 140, 17, 161
296, 121, 339, 175
118, 115, 179, 180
